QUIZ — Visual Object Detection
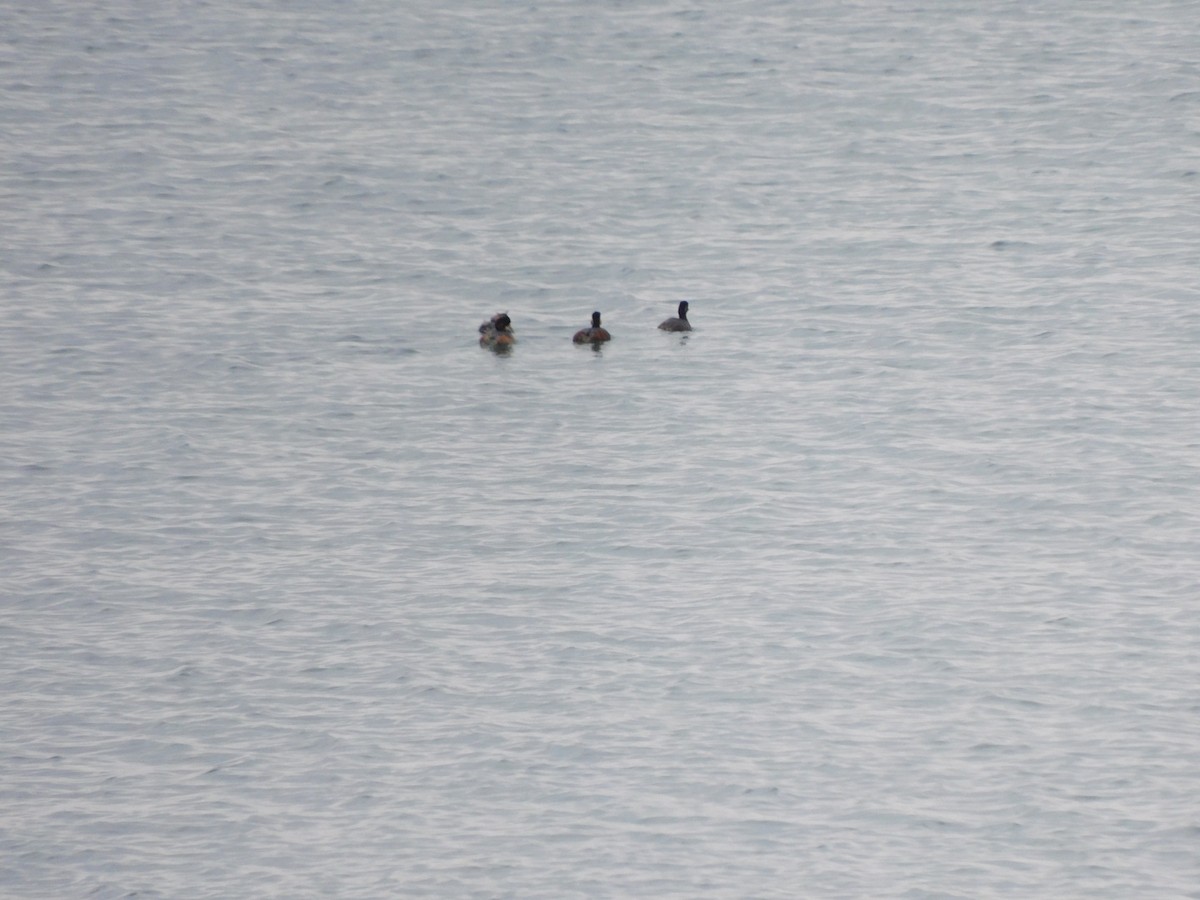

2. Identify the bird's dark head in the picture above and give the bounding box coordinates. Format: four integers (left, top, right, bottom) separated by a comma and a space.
495, 314, 512, 331
592, 311, 602, 327
678, 301, 689, 318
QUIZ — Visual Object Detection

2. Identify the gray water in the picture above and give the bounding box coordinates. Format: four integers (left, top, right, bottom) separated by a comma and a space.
3, 1, 1199, 897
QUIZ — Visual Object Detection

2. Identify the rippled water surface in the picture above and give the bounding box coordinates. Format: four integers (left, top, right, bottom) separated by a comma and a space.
3, 1, 1200, 897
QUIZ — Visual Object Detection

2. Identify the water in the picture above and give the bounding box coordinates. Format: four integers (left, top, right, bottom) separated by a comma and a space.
3, 1, 1199, 897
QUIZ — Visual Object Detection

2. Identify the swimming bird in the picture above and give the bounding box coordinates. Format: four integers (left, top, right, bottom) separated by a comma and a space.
658, 301, 692, 332
478, 312, 515, 348
573, 311, 611, 344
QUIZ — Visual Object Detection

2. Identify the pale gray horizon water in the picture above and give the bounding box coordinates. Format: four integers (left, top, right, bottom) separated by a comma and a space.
3, 1, 1200, 897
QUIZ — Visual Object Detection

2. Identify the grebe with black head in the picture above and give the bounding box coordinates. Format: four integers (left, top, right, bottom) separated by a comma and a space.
478, 312, 515, 348
573, 311, 612, 344
658, 301, 692, 332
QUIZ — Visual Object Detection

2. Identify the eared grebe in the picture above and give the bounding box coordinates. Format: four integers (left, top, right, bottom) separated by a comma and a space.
478, 312, 515, 348
573, 311, 612, 344
658, 301, 692, 332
